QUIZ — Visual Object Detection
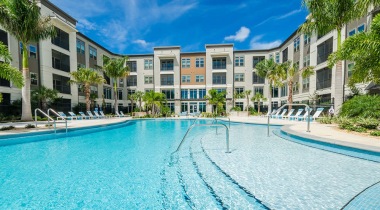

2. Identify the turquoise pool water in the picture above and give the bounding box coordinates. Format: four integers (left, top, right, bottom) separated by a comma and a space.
0, 119, 379, 209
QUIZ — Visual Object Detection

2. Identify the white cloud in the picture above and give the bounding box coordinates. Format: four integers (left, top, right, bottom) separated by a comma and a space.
250, 35, 281, 50
224, 26, 250, 42
277, 9, 302, 20
133, 39, 153, 50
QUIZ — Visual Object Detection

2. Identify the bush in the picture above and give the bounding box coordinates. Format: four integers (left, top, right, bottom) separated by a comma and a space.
0, 126, 15, 131
370, 131, 380, 136
340, 95, 380, 118
201, 112, 214, 118
317, 117, 333, 124
230, 106, 241, 111
25, 124, 36, 129
356, 118, 379, 130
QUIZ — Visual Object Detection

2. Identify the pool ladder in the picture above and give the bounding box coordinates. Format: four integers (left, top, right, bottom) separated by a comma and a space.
34, 108, 68, 133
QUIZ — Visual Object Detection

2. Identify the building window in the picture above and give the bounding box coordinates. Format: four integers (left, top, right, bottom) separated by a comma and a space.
304, 34, 311, 45
302, 77, 310, 93
199, 102, 206, 112
235, 87, 244, 95
181, 58, 190, 68
119, 78, 124, 87
181, 89, 188, 99
303, 54, 310, 67
144, 59, 153, 70
30, 72, 38, 85
294, 37, 300, 52
275, 52, 280, 63
348, 63, 354, 78
269, 54, 273, 60
127, 89, 136, 95
162, 89, 175, 100
212, 57, 226, 69
161, 59, 174, 71
317, 37, 333, 65
53, 74, 71, 94
281, 84, 288, 97
272, 87, 279, 98
196, 58, 204, 68
199, 89, 206, 99
118, 89, 123, 100
282, 48, 288, 62
212, 73, 226, 84
235, 102, 244, 110
234, 73, 244, 82
181, 102, 188, 112
253, 72, 265, 84
189, 89, 197, 99
89, 46, 97, 60
126, 61, 137, 72
254, 86, 264, 95
90, 86, 98, 95
167, 102, 175, 112
104, 74, 111, 85
235, 56, 244, 67
52, 49, 70, 72
253, 56, 265, 68
0, 29, 8, 46
77, 63, 85, 70
127, 75, 137, 87
316, 68, 332, 90
76, 39, 85, 54
51, 27, 69, 51
29, 45, 37, 58
161, 74, 174, 86
181, 75, 191, 83
144, 76, 153, 84
358, 24, 365, 33
195, 75, 204, 83
349, 29, 356, 37
104, 87, 112, 99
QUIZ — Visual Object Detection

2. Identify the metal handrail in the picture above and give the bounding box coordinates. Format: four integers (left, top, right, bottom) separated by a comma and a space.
48, 108, 68, 133
173, 123, 230, 154
213, 117, 231, 129
267, 103, 311, 136
34, 108, 56, 133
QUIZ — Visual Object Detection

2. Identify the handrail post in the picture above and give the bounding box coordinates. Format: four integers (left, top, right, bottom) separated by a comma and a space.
307, 105, 311, 132
226, 126, 230, 153
267, 114, 270, 137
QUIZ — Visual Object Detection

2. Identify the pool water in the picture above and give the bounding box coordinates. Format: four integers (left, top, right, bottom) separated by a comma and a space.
0, 119, 379, 209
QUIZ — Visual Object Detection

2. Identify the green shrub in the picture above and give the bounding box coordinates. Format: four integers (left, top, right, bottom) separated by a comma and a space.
201, 112, 214, 118
230, 106, 241, 111
356, 118, 379, 130
317, 117, 333, 124
0, 126, 15, 131
351, 126, 367, 133
25, 124, 36, 129
370, 131, 380, 136
340, 95, 380, 118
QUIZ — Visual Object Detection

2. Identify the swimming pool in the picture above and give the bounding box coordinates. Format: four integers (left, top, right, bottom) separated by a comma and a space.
0, 119, 379, 209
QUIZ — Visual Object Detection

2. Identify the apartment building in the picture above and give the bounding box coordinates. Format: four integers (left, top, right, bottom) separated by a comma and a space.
0, 0, 375, 115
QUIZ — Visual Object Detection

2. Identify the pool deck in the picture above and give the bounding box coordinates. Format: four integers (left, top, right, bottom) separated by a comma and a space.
0, 116, 379, 152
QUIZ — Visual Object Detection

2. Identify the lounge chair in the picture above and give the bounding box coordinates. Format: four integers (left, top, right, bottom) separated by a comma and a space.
79, 112, 91, 119
58, 112, 76, 120
271, 109, 282, 118
297, 108, 313, 121
68, 112, 82, 120
262, 109, 276, 118
99, 111, 111, 118
93, 111, 104, 119
180, 111, 188, 117
87, 111, 98, 119
120, 111, 127, 117
282, 109, 295, 120
277, 109, 288, 119
308, 108, 324, 121
289, 109, 303, 121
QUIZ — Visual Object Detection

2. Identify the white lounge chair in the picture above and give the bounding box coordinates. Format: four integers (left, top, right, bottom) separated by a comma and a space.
87, 111, 98, 119
289, 109, 303, 121
115, 111, 122, 117
282, 109, 295, 120
99, 111, 111, 118
68, 112, 82, 120
58, 112, 76, 120
297, 108, 313, 121
93, 111, 104, 119
271, 109, 282, 118
277, 109, 288, 119
309, 108, 324, 121
120, 111, 127, 117
79, 112, 91, 119
180, 111, 188, 117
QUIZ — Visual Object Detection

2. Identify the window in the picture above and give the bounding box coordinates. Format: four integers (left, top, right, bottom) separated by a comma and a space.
304, 34, 310, 45
181, 75, 191, 83
316, 68, 332, 90
282, 48, 288, 62
348, 63, 354, 78
181, 102, 188, 112
118, 89, 123, 100
144, 59, 153, 70
127, 75, 137, 87
104, 87, 112, 99
77, 63, 85, 70
0, 29, 8, 46
253, 72, 265, 84
89, 46, 97, 60
190, 89, 197, 99
167, 102, 175, 112
199, 102, 206, 112
0, 77, 10, 87
196, 58, 204, 68
275, 52, 280, 63
235, 56, 244, 67
212, 57, 226, 69
52, 49, 70, 72
181, 89, 188, 99
294, 37, 300, 52
90, 86, 98, 94
104, 74, 111, 85
127, 89, 136, 95
253, 56, 265, 68
195, 75, 204, 83
76, 39, 85, 54
272, 87, 279, 98
181, 58, 190, 68
349, 29, 356, 37
303, 54, 310, 67
234, 73, 244, 82
162, 89, 174, 100
29, 45, 37, 58
119, 78, 124, 87
269, 54, 273, 60
358, 24, 365, 33
31, 72, 38, 85
254, 86, 264, 95
161, 59, 174, 71
53, 74, 71, 94
215, 88, 226, 94
144, 76, 153, 84
235, 87, 244, 95
212, 73, 226, 84
127, 61, 137, 72
161, 74, 174, 86
302, 77, 310, 93
51, 27, 69, 50
281, 84, 288, 97
235, 102, 244, 111
317, 37, 333, 64
199, 89, 206, 99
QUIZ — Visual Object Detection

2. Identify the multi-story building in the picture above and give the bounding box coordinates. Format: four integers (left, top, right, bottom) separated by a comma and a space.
0, 0, 376, 115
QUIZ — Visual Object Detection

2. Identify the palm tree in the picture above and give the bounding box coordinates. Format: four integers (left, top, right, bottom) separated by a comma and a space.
135, 91, 145, 111
143, 91, 166, 116
103, 56, 130, 114
233, 91, 243, 107
300, 0, 358, 111
0, 0, 55, 121
0, 42, 23, 102
357, 0, 380, 15
90, 93, 98, 110
242, 90, 252, 111
128, 93, 138, 114
69, 68, 105, 111
204, 89, 226, 115
251, 93, 267, 114
31, 86, 58, 111
278, 61, 314, 110
255, 58, 283, 114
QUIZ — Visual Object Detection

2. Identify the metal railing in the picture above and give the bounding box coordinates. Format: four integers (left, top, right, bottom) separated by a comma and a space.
213, 117, 231, 129
173, 123, 230, 154
34, 108, 57, 133
48, 108, 68, 133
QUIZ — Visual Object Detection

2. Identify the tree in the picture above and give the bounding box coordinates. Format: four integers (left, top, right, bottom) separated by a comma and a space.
143, 91, 166, 116
103, 56, 129, 114
357, 0, 380, 15
69, 68, 105, 112
90, 93, 97, 110
329, 14, 380, 86
255, 59, 283, 114
0, 42, 23, 103
135, 91, 144, 111
278, 61, 314, 110
300, 0, 358, 111
31, 86, 58, 111
251, 93, 267, 113
128, 93, 138, 114
0, 0, 55, 121
242, 90, 252, 111
204, 89, 226, 115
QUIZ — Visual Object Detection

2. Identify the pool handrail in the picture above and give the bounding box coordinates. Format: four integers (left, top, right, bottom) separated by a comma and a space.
48, 108, 68, 133
34, 108, 56, 133
213, 117, 231, 129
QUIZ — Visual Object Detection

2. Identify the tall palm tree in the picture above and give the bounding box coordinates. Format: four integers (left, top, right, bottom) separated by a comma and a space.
69, 68, 105, 111
0, 42, 23, 102
256, 59, 283, 114
204, 89, 226, 115
103, 56, 129, 114
242, 90, 252, 111
251, 93, 267, 114
143, 91, 166, 116
300, 0, 358, 111
31, 86, 58, 111
128, 93, 138, 113
357, 0, 380, 15
135, 91, 145, 111
0, 0, 55, 120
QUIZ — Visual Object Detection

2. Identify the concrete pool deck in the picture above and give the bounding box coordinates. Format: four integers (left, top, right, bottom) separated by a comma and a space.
0, 116, 379, 152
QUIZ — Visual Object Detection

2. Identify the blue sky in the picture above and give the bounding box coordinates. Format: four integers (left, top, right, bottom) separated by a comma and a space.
50, 0, 309, 54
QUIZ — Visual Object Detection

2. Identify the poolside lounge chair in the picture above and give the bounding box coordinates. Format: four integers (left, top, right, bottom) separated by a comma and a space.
115, 111, 122, 117
277, 109, 288, 119
120, 111, 127, 117
58, 112, 76, 120
271, 109, 282, 118
180, 111, 188, 117
297, 108, 313, 121
79, 112, 91, 119
93, 111, 104, 119
99, 111, 111, 118
282, 109, 295, 120
68, 112, 82, 120
289, 109, 303, 121
308, 108, 324, 121
87, 111, 98, 119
